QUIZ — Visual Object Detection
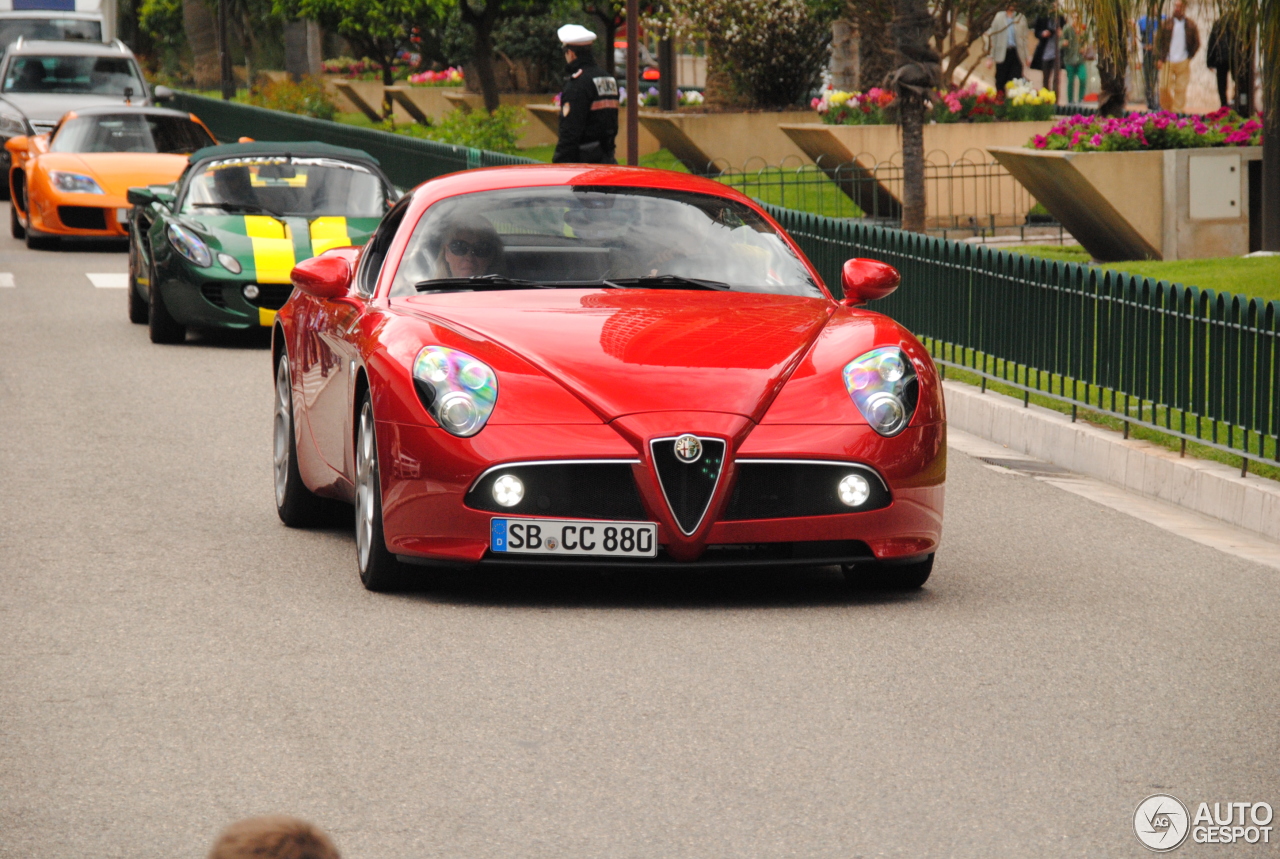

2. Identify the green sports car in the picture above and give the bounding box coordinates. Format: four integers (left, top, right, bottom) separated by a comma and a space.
126, 141, 397, 342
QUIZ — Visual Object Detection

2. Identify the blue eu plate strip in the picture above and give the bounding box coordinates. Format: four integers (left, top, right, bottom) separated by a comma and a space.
490, 519, 508, 552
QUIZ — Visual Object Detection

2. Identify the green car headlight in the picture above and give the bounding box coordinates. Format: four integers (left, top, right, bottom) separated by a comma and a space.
412, 346, 498, 437
50, 171, 105, 194
842, 347, 919, 437
167, 223, 213, 268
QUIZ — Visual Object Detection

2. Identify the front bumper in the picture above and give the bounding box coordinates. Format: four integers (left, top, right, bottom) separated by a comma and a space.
378, 420, 945, 567
157, 260, 293, 330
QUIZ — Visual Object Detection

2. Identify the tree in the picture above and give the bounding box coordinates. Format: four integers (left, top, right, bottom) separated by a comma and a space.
278, 0, 446, 85
888, 0, 940, 232
458, 0, 506, 111
183, 0, 220, 88
580, 0, 620, 76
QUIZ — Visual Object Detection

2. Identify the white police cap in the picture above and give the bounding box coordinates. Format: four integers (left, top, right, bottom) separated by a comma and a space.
558, 24, 597, 46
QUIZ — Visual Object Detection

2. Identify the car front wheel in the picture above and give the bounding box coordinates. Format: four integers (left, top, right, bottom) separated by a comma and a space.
274, 352, 327, 527
354, 393, 402, 592
147, 262, 185, 343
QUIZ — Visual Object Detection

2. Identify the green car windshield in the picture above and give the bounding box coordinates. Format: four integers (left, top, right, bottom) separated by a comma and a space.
181, 156, 389, 218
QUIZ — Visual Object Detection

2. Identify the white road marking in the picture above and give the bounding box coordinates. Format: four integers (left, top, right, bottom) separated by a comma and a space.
948, 428, 1280, 571
0, 273, 13, 287
87, 273, 128, 288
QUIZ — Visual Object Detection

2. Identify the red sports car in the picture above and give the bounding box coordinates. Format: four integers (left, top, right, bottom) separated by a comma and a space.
272, 165, 945, 591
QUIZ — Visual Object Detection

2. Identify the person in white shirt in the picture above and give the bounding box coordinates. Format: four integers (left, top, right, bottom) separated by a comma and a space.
1155, 0, 1200, 112
985, 4, 1031, 92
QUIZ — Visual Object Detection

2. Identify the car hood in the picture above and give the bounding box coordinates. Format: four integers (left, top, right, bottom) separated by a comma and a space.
1, 93, 143, 124
182, 213, 381, 281
40, 152, 188, 197
396, 289, 836, 421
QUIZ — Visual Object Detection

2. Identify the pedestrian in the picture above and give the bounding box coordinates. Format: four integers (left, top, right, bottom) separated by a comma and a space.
1156, 0, 1200, 113
986, 4, 1031, 93
1206, 15, 1234, 108
1061, 14, 1088, 104
552, 24, 619, 165
208, 816, 341, 859
1030, 13, 1065, 94
1136, 11, 1162, 109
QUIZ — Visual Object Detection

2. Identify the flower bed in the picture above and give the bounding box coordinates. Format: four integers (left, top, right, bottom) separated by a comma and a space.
813, 79, 1056, 125
407, 67, 464, 87
322, 56, 413, 82
1029, 108, 1263, 151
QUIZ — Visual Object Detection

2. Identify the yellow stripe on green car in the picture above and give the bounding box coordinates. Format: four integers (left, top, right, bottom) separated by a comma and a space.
245, 215, 295, 284
259, 308, 276, 327
309, 217, 351, 256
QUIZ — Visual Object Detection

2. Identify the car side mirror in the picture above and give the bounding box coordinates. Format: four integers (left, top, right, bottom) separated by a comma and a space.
839, 258, 900, 305
126, 187, 154, 207
292, 251, 355, 300
152, 84, 173, 102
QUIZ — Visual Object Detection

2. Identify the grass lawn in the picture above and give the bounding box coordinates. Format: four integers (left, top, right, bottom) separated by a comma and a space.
1009, 245, 1280, 304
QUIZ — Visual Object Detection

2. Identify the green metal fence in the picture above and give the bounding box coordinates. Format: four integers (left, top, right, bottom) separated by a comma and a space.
174, 92, 1278, 472
768, 205, 1280, 471
170, 92, 536, 190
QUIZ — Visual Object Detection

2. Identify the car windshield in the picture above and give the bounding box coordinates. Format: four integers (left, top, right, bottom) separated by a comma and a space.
389, 186, 821, 298
50, 113, 214, 154
3, 54, 144, 95
0, 18, 102, 47
181, 156, 390, 218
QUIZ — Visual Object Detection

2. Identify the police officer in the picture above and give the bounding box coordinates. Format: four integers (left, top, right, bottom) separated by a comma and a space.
552, 24, 619, 164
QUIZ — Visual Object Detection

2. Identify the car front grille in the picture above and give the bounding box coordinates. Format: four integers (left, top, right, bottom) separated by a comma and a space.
200, 283, 227, 307
465, 461, 648, 521
651, 436, 726, 534
723, 461, 891, 520
58, 206, 107, 230
243, 284, 293, 311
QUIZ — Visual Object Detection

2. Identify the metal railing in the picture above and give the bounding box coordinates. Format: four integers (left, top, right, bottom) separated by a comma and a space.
700, 152, 1064, 241
768, 206, 1279, 472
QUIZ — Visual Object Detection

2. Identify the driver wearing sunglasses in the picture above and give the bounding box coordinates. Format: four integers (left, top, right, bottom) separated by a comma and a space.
432, 216, 505, 279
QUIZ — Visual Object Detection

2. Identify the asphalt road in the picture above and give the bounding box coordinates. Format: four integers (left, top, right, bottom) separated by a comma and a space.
1, 233, 1277, 859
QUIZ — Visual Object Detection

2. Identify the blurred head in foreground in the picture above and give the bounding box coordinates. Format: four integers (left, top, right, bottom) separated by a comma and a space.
208, 816, 340, 859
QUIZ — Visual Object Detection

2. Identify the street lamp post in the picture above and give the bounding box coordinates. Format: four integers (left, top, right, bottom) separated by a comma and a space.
626, 0, 639, 165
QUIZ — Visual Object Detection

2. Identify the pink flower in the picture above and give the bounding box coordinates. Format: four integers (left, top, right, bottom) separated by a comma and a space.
1089, 133, 1103, 147
1033, 134, 1047, 149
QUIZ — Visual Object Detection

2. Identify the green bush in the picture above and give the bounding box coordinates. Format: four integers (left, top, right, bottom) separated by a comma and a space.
419, 106, 524, 153
245, 76, 338, 120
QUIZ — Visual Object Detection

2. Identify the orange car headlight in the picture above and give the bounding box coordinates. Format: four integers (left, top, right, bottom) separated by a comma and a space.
50, 171, 105, 195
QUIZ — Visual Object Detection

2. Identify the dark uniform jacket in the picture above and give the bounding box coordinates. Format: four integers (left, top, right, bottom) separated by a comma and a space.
552, 55, 619, 164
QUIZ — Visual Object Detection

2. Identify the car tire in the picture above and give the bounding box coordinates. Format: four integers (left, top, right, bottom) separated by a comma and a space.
843, 553, 934, 590
354, 392, 403, 592
147, 262, 185, 344
10, 203, 24, 239
273, 352, 328, 527
127, 239, 147, 324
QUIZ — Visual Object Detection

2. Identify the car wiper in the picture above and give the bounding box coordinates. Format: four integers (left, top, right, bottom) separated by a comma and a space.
605, 275, 732, 291
192, 201, 285, 219
414, 274, 555, 292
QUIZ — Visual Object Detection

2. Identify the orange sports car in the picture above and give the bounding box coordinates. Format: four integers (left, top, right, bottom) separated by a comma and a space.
7, 105, 215, 248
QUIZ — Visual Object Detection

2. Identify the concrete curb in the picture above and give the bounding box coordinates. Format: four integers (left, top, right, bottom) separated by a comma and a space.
942, 381, 1280, 542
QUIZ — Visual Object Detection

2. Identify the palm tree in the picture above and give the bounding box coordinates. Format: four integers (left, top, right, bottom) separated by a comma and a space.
889, 0, 940, 232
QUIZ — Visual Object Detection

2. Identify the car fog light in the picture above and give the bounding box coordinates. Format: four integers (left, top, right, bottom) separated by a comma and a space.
220, 253, 243, 274
492, 474, 524, 507
838, 473, 871, 507
242, 283, 260, 300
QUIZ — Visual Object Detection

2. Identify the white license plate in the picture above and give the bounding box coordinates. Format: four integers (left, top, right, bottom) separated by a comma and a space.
491, 518, 657, 558
116, 208, 130, 225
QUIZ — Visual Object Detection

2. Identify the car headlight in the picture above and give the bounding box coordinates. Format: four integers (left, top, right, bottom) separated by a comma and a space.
843, 347, 919, 437
50, 171, 105, 194
412, 346, 498, 437
167, 223, 213, 267
0, 112, 26, 137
